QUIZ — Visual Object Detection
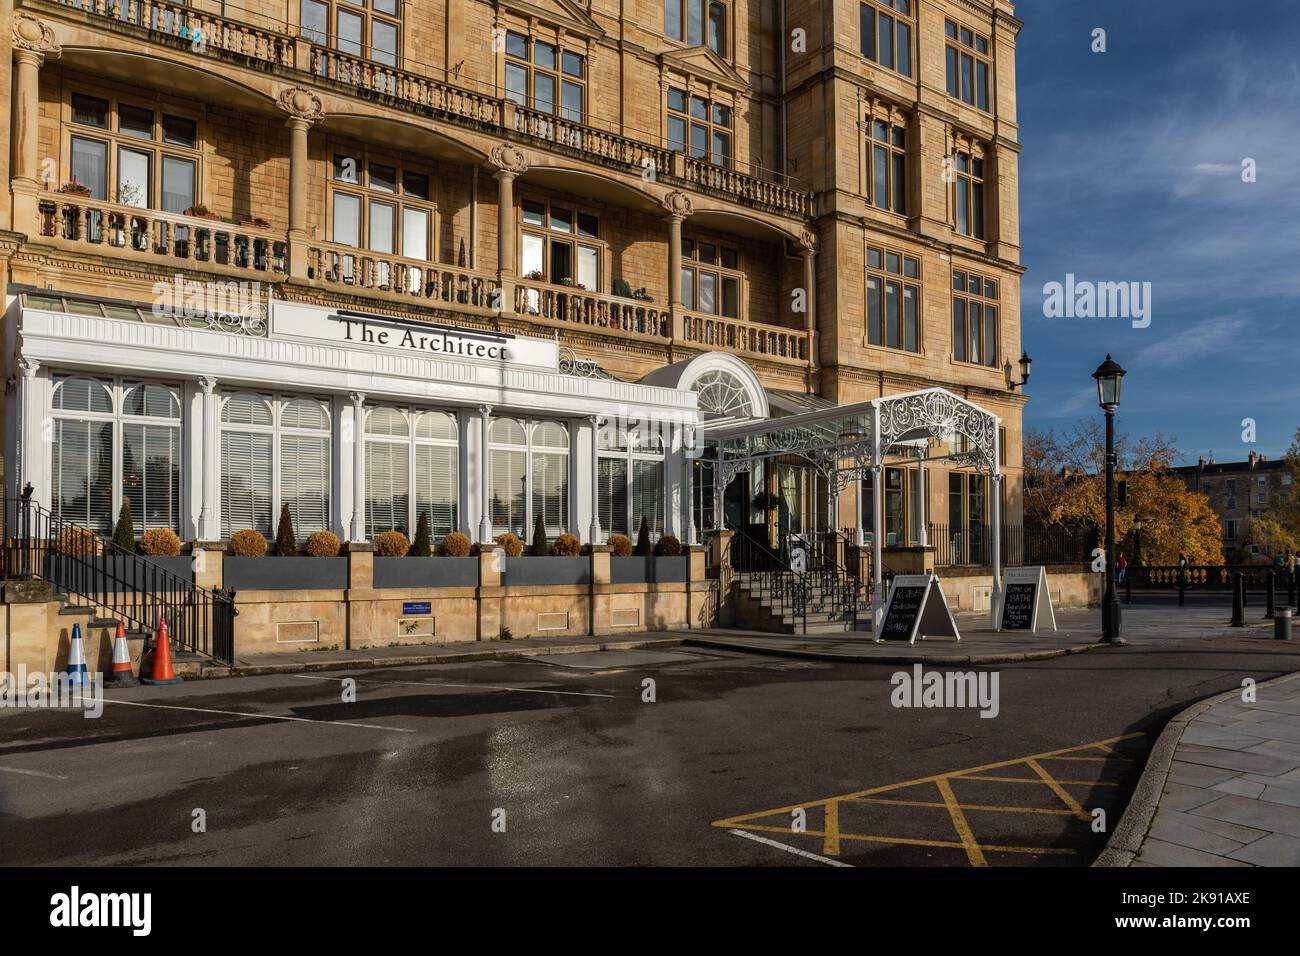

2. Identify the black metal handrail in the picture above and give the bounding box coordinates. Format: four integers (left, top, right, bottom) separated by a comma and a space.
2, 490, 236, 663
729, 530, 867, 634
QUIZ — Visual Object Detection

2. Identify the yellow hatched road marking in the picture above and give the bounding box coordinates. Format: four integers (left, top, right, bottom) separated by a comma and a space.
712, 733, 1144, 866
936, 777, 987, 867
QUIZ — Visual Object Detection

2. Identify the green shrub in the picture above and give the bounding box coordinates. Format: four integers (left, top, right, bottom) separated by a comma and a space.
607, 534, 633, 557
530, 515, 548, 556
229, 529, 268, 557
273, 504, 297, 556
497, 626, 513, 641
112, 502, 135, 554
440, 531, 472, 557
375, 530, 409, 557
411, 512, 433, 557
634, 516, 651, 556
654, 534, 683, 557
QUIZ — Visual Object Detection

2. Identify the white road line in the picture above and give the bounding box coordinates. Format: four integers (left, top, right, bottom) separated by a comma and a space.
288, 673, 617, 699
727, 828, 854, 868
90, 697, 415, 733
0, 766, 69, 780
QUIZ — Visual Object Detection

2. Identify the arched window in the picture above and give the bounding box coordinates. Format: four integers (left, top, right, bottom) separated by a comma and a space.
598, 421, 666, 538
365, 406, 460, 538
489, 417, 569, 537
221, 393, 331, 537
691, 368, 755, 419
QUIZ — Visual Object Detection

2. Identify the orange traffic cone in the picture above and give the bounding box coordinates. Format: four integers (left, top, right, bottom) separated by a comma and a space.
140, 617, 183, 686
103, 623, 138, 687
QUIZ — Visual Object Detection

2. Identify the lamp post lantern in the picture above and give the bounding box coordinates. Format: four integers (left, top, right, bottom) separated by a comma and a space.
1093, 354, 1126, 644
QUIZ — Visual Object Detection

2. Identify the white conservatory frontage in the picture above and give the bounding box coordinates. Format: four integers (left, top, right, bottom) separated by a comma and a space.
6, 287, 1006, 627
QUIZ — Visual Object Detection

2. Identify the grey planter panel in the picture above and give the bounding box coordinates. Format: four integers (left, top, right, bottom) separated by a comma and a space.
373, 557, 479, 589
224, 557, 348, 591
611, 556, 688, 584
503, 556, 591, 586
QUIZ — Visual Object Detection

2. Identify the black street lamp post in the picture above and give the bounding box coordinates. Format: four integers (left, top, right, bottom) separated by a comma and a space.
1093, 355, 1127, 644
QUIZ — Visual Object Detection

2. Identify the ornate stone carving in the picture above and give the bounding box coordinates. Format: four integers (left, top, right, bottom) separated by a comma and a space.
799, 227, 818, 253
277, 87, 325, 122
489, 144, 529, 176
661, 190, 694, 219
13, 14, 60, 56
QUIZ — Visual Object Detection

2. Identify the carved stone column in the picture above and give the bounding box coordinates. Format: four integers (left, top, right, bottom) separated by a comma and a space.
490, 145, 529, 315
11, 16, 61, 231
277, 88, 325, 280
799, 226, 818, 368
662, 190, 693, 339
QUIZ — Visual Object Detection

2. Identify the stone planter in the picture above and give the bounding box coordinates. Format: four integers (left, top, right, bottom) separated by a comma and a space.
43, 553, 193, 592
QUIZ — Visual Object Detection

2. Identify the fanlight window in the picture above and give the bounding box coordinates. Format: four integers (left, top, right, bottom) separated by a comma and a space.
691, 369, 754, 419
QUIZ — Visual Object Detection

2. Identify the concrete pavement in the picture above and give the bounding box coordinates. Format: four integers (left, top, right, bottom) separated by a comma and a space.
1100, 671, 1300, 867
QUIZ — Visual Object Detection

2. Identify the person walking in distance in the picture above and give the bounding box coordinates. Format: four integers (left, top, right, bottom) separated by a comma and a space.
1116, 551, 1128, 586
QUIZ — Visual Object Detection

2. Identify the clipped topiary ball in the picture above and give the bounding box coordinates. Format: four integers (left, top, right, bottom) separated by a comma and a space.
139, 527, 182, 557
654, 534, 683, 557
374, 530, 410, 557
304, 530, 341, 557
551, 533, 580, 556
229, 529, 268, 557
494, 532, 524, 558
440, 531, 472, 557
606, 534, 633, 557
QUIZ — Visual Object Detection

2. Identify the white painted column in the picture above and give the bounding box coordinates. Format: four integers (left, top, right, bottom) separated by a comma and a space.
478, 404, 493, 542
588, 415, 603, 544
871, 464, 884, 631
853, 477, 864, 546
990, 471, 1004, 630
683, 448, 697, 546
18, 358, 41, 497
350, 391, 366, 542
712, 445, 723, 530
916, 448, 928, 548
197, 376, 219, 540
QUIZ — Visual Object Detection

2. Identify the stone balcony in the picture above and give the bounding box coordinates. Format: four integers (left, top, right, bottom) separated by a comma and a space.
33, 0, 815, 220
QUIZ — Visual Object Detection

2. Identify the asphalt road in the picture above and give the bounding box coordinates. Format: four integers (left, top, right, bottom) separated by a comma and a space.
3, 634, 1300, 867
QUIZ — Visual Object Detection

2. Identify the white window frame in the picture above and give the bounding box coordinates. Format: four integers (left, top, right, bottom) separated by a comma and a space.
489, 417, 570, 538
598, 424, 667, 538
220, 392, 332, 538
364, 405, 459, 539
50, 374, 182, 536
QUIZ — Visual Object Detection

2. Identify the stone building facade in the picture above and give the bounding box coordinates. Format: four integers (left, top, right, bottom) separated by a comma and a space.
0, 0, 1026, 559
1174, 454, 1295, 559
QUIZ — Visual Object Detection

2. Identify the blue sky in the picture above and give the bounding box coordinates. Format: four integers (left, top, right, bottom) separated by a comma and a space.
1015, 0, 1300, 462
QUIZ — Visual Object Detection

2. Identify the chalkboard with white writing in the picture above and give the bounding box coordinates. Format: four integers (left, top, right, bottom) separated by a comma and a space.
881, 585, 927, 641
1000, 582, 1037, 630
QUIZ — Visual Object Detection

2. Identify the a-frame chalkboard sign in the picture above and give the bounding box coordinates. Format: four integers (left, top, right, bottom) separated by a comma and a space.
878, 573, 961, 644
998, 566, 1057, 633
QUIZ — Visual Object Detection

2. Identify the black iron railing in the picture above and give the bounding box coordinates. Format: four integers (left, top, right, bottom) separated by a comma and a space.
2, 490, 236, 663
728, 529, 866, 634
928, 523, 1097, 568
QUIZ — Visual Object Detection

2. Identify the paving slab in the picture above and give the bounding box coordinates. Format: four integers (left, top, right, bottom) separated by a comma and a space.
1101, 671, 1300, 867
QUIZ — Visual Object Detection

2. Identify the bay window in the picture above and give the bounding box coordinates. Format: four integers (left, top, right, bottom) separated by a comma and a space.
681, 238, 741, 318
859, 0, 912, 77
520, 199, 601, 289
946, 20, 991, 111
667, 87, 732, 167
951, 269, 999, 367
952, 151, 986, 239
865, 245, 920, 352
503, 31, 586, 123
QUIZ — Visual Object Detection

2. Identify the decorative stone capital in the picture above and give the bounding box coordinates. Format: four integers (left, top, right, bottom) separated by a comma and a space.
799, 227, 818, 254
489, 144, 529, 176
277, 87, 325, 123
661, 190, 694, 220
18, 357, 40, 378
198, 376, 218, 394
478, 403, 493, 418
349, 391, 366, 406
13, 14, 60, 58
